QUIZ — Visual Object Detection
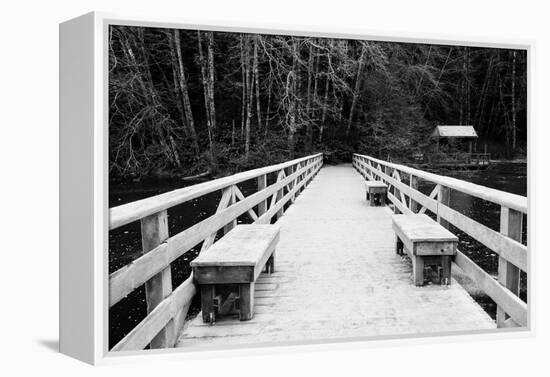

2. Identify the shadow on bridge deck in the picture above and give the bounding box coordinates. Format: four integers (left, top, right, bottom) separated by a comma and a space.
177, 164, 495, 348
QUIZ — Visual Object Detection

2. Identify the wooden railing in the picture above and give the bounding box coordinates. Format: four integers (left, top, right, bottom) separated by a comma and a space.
352, 153, 527, 328
441, 152, 491, 165
109, 153, 324, 351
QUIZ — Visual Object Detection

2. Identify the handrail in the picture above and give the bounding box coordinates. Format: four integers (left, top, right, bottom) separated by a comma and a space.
110, 153, 323, 230
109, 153, 324, 351
355, 154, 526, 213
352, 153, 527, 328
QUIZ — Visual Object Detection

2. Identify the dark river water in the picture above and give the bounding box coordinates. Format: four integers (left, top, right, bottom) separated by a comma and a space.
108, 162, 527, 348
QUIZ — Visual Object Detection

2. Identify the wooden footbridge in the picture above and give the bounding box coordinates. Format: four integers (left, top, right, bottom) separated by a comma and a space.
109, 153, 528, 352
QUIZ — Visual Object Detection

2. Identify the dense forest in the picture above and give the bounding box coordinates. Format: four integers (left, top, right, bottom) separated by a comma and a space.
109, 26, 527, 179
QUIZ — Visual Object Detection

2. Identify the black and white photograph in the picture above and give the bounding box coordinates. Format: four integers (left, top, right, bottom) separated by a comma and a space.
107, 24, 528, 352
6, 0, 550, 373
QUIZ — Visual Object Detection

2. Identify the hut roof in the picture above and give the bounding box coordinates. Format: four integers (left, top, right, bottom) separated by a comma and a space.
431, 125, 478, 138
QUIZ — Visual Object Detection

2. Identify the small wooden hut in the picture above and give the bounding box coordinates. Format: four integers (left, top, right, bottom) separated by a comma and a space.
431, 125, 478, 154
429, 125, 489, 168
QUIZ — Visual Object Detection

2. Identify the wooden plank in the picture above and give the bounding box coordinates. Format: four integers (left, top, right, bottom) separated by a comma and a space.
238, 283, 255, 321
111, 276, 196, 351
353, 154, 527, 214
257, 174, 267, 216
455, 250, 527, 327
275, 170, 286, 220
234, 186, 259, 221
140, 210, 174, 348
109, 159, 318, 307
191, 225, 280, 267
200, 186, 234, 253
269, 170, 284, 211
223, 186, 237, 234
418, 185, 439, 215
194, 243, 274, 284
497, 206, 523, 327
438, 185, 451, 229
110, 154, 323, 230
194, 265, 255, 284
501, 317, 520, 328
364, 181, 387, 189
414, 241, 456, 256
393, 170, 408, 208
387, 192, 412, 215
412, 255, 425, 286
392, 215, 456, 243
409, 175, 419, 213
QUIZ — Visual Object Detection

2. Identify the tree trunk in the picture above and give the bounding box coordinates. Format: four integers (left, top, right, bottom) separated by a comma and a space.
346, 43, 368, 137
287, 38, 298, 158
511, 50, 517, 151
305, 43, 314, 151
171, 30, 200, 157
197, 31, 215, 166
264, 61, 273, 137
120, 29, 176, 166
171, 65, 188, 138
319, 75, 330, 143
466, 47, 471, 123
240, 35, 246, 140
206, 32, 217, 134
243, 35, 254, 160
253, 36, 261, 137
498, 76, 511, 156
231, 120, 235, 146
474, 53, 494, 129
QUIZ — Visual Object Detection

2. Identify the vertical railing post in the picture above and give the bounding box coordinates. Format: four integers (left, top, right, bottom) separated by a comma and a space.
384, 164, 392, 200
276, 169, 284, 220
497, 206, 522, 327
299, 161, 305, 194
303, 159, 309, 186
409, 175, 419, 213
257, 174, 267, 216
223, 186, 237, 234
294, 162, 301, 196
437, 185, 451, 229
140, 210, 174, 348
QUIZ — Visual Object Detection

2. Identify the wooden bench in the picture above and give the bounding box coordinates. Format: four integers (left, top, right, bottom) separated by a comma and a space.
392, 214, 458, 286
364, 181, 388, 206
190, 224, 280, 323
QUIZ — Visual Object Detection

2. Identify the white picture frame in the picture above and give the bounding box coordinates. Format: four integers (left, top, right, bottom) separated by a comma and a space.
59, 11, 535, 365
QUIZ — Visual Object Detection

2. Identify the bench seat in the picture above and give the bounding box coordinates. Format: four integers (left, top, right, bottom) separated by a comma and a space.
191, 225, 280, 322
392, 214, 458, 286
364, 180, 388, 206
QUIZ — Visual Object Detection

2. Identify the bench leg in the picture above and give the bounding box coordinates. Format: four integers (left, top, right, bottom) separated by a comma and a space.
200, 285, 216, 323
369, 192, 376, 207
381, 193, 386, 206
266, 252, 275, 273
366, 192, 370, 205
440, 255, 452, 285
412, 256, 425, 286
395, 237, 404, 255
238, 282, 255, 321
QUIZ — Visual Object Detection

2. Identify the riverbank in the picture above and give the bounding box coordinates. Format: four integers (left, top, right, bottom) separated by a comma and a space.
490, 158, 527, 163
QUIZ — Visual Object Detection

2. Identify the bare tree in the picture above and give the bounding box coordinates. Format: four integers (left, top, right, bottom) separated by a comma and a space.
169, 29, 200, 157
346, 43, 368, 137
197, 31, 216, 166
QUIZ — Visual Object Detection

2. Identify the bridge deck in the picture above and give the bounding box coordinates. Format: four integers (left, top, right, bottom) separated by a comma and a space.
177, 165, 495, 348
